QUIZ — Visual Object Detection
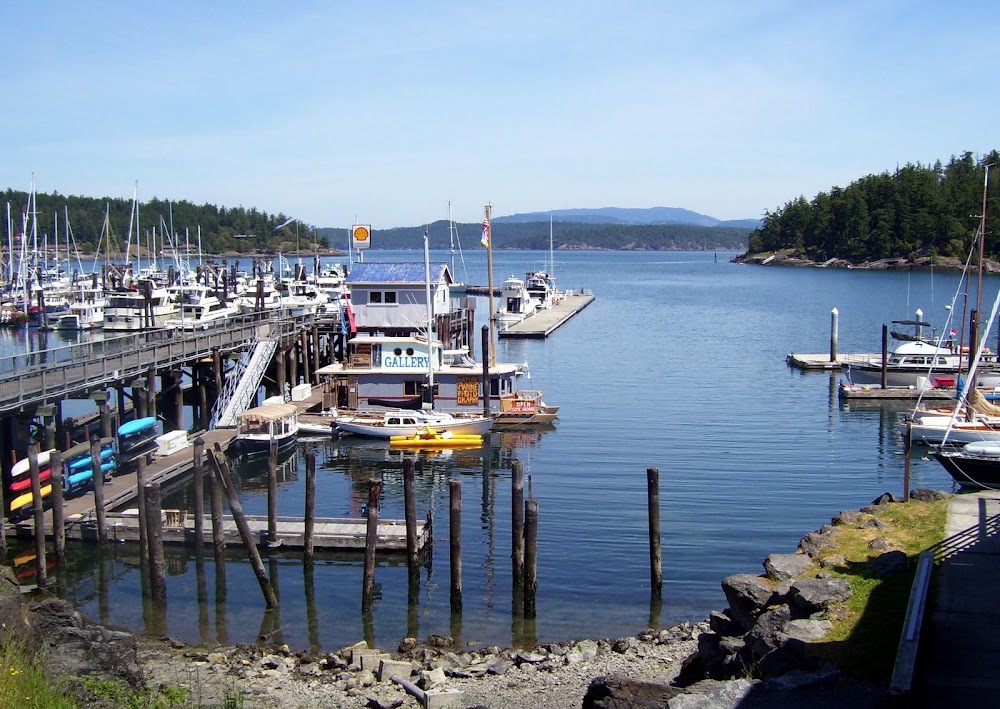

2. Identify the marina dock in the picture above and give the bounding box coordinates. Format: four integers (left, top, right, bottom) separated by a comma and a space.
786, 352, 876, 370
839, 383, 956, 401
26, 511, 430, 553
498, 292, 595, 338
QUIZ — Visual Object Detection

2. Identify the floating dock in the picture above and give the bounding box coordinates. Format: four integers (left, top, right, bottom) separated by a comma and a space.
786, 352, 876, 371
25, 511, 430, 553
498, 292, 595, 339
839, 383, 956, 401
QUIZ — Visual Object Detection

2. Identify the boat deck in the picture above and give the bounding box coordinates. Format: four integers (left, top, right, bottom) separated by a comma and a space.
498, 292, 595, 339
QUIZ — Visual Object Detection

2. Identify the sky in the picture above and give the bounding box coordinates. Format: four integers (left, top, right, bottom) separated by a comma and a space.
2, 1, 997, 230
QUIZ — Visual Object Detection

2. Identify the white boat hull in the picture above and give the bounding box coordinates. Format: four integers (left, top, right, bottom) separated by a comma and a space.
335, 414, 493, 439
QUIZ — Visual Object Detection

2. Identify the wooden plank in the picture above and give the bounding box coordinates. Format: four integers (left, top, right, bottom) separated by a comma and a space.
498, 293, 595, 339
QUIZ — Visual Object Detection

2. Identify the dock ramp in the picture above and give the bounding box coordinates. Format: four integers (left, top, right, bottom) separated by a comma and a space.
211, 328, 278, 429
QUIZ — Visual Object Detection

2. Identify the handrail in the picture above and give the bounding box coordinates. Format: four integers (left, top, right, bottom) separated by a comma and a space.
0, 312, 316, 415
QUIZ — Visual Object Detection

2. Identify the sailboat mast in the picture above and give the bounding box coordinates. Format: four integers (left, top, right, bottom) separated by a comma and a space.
484, 204, 497, 367
448, 200, 456, 276
549, 213, 554, 280
423, 229, 435, 407
975, 163, 991, 352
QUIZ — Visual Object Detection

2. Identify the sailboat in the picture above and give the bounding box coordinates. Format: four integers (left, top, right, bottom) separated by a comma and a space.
930, 166, 1000, 488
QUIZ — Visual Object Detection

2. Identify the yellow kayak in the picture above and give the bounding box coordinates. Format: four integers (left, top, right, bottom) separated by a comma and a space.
9, 483, 52, 515
390, 429, 484, 448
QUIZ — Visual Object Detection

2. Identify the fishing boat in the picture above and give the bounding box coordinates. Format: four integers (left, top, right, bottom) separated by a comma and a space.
235, 401, 299, 455
389, 429, 484, 449
335, 408, 493, 439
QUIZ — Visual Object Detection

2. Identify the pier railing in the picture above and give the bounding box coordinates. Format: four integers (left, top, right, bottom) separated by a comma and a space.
0, 312, 314, 414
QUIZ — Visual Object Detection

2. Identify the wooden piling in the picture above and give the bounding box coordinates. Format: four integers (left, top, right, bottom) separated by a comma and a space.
146, 365, 157, 420
208, 444, 278, 608
524, 496, 539, 618
28, 443, 47, 589
403, 459, 419, 575
647, 467, 662, 596
192, 437, 205, 552
50, 450, 65, 560
304, 450, 316, 562
830, 308, 839, 362
362, 478, 382, 613
136, 454, 149, 565
144, 481, 167, 600
511, 460, 525, 587
881, 324, 889, 389
210, 456, 226, 566
99, 399, 112, 438
267, 439, 278, 546
311, 325, 320, 384
903, 422, 912, 502
481, 326, 491, 417
300, 329, 310, 385
450, 478, 463, 612
90, 435, 108, 545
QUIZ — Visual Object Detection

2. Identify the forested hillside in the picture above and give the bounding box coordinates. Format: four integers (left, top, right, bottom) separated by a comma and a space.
349, 220, 749, 252
747, 150, 1000, 263
0, 189, 750, 255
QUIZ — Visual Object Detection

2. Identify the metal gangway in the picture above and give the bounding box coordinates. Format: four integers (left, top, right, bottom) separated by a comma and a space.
210, 324, 279, 429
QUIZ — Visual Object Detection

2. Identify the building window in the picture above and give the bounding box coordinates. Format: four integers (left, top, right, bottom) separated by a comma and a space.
385, 291, 397, 303
369, 291, 382, 304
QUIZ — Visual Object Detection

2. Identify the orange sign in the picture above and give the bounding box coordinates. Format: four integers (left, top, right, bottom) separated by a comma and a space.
352, 224, 371, 249
507, 398, 537, 414
457, 377, 479, 406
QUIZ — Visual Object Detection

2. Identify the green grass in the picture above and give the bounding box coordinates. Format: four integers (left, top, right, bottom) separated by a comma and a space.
807, 497, 948, 682
0, 636, 76, 708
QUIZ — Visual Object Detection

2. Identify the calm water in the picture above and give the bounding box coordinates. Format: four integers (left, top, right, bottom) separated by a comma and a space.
5, 250, 985, 653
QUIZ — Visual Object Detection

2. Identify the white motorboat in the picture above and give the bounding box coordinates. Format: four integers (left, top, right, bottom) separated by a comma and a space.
104, 282, 179, 331
236, 401, 299, 455
334, 408, 493, 439
165, 282, 239, 330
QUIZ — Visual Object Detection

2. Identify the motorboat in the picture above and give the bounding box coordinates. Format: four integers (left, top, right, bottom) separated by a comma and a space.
335, 408, 493, 439
165, 282, 239, 330
235, 401, 299, 455
104, 281, 179, 331
494, 389, 560, 426
53, 285, 107, 330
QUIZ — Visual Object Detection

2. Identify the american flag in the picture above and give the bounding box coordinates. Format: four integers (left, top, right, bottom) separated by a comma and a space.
481, 216, 491, 248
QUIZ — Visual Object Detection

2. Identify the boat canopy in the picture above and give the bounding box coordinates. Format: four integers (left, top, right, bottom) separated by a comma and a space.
237, 403, 298, 423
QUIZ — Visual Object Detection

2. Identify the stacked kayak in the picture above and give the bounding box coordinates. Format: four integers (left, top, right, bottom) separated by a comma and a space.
389, 429, 484, 449
7, 448, 57, 518
63, 443, 116, 496
117, 417, 158, 471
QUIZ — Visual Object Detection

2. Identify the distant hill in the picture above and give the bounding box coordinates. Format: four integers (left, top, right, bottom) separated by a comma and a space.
496, 206, 760, 229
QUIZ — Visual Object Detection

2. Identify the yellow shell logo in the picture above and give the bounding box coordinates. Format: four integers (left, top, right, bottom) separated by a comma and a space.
353, 226, 370, 241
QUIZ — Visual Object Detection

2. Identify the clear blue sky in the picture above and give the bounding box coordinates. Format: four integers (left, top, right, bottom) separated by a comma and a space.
2, 1, 996, 229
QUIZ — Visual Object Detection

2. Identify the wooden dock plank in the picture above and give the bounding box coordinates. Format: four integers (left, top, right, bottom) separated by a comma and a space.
785, 352, 877, 370
498, 292, 595, 339
26, 512, 429, 553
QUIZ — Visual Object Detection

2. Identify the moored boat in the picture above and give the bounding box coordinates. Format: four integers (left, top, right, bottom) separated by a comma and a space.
236, 401, 299, 455
335, 408, 493, 439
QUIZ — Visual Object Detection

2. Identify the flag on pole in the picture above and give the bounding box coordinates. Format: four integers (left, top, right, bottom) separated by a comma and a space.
481, 214, 491, 247
274, 216, 296, 230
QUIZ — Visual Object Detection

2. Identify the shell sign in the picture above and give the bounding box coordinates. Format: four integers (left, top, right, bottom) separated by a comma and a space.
352, 224, 372, 250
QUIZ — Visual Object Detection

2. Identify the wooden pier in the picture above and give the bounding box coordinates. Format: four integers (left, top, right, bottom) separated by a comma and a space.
785, 352, 876, 371
839, 383, 956, 402
24, 511, 430, 553
498, 292, 595, 339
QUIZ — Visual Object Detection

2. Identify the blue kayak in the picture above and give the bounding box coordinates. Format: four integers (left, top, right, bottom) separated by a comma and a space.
118, 417, 157, 437
67, 446, 114, 470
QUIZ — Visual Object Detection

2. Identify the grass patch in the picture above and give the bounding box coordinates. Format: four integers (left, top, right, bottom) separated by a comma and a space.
0, 636, 76, 709
808, 497, 948, 682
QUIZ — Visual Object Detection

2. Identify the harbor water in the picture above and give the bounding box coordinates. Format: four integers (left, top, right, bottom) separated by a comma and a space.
3, 249, 982, 653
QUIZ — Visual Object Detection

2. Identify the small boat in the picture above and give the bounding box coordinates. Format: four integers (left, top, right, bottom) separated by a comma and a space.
236, 401, 299, 455
390, 429, 484, 449
493, 390, 559, 426
164, 281, 239, 330
335, 408, 493, 439
934, 441, 1000, 488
